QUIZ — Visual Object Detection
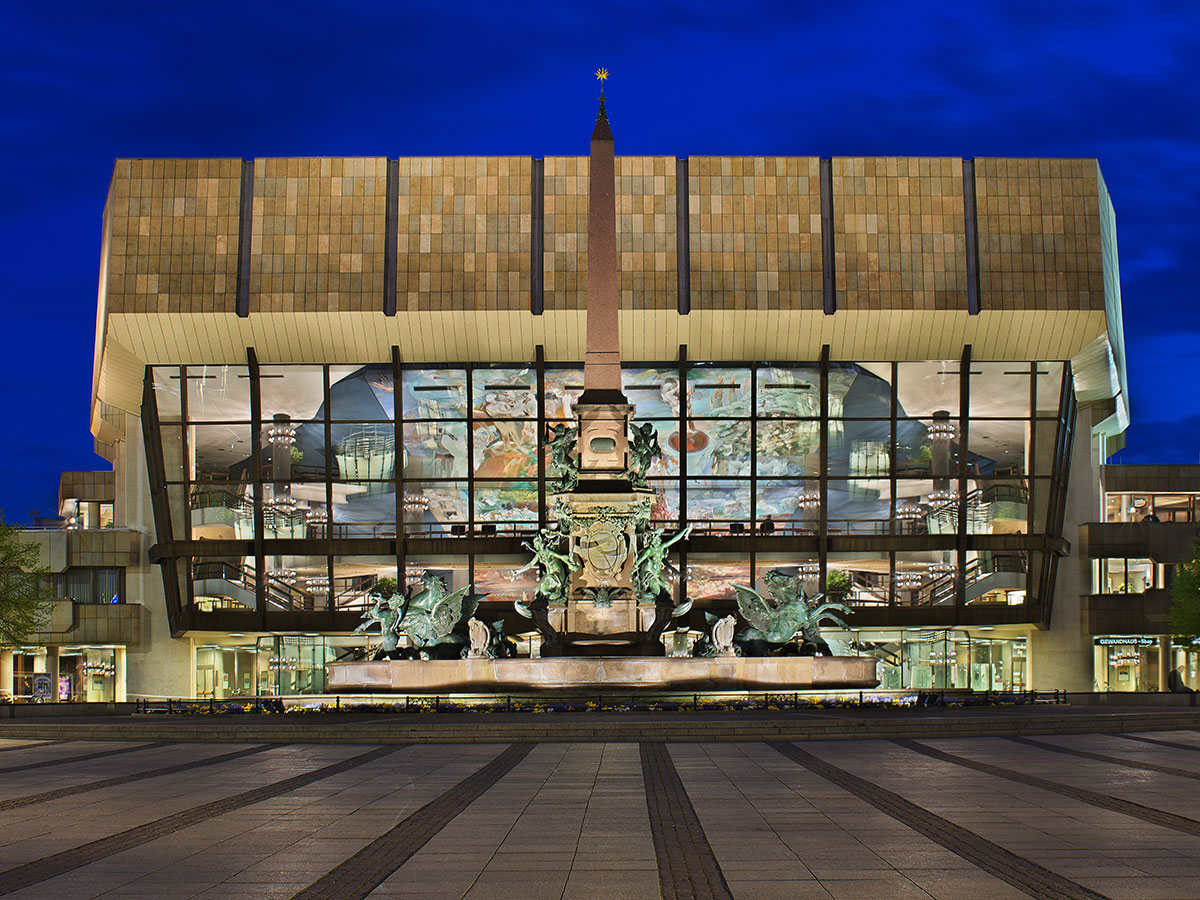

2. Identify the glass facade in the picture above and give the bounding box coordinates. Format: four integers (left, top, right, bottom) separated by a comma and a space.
146, 358, 1073, 626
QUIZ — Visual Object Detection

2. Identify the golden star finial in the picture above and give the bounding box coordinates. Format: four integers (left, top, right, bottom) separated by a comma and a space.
595, 67, 609, 83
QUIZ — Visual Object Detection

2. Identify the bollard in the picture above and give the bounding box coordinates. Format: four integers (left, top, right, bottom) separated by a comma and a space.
336, 695, 341, 711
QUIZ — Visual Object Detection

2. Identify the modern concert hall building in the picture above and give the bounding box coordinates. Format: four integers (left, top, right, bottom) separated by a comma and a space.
8, 99, 1154, 702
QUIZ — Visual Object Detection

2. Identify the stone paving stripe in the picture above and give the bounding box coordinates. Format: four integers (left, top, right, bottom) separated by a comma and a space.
287, 742, 534, 900
0, 741, 171, 775
0, 744, 401, 897
896, 738, 1200, 838
642, 742, 734, 900
1118, 733, 1200, 753
0, 740, 65, 753
1007, 736, 1200, 780
0, 743, 281, 813
769, 741, 1109, 900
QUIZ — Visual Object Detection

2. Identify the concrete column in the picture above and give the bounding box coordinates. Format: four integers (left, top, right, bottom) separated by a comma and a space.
0, 649, 12, 698
1159, 636, 1171, 692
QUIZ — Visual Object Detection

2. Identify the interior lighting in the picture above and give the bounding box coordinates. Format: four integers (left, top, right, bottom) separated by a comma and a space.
82, 660, 116, 677
266, 496, 297, 515
927, 489, 959, 507
927, 421, 957, 440
266, 421, 297, 446
403, 494, 431, 513
928, 562, 957, 577
896, 503, 924, 519
894, 572, 925, 588
268, 569, 298, 585
797, 490, 820, 509
305, 508, 327, 524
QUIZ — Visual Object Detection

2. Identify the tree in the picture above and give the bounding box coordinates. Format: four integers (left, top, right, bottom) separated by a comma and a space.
0, 511, 52, 646
1169, 535, 1200, 639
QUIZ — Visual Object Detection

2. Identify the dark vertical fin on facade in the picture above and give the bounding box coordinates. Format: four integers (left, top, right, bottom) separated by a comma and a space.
142, 369, 183, 635
531, 158, 544, 315
536, 345, 547, 529
676, 157, 691, 314
818, 345, 830, 585
384, 158, 399, 316
820, 158, 836, 314
962, 158, 981, 315
235, 160, 255, 318
956, 345, 971, 616
246, 346, 266, 625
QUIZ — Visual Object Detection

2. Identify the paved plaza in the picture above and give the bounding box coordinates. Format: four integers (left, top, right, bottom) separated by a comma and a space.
2, 729, 1200, 899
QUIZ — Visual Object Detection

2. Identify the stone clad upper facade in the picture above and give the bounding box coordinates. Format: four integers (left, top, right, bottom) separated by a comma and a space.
100, 155, 1110, 316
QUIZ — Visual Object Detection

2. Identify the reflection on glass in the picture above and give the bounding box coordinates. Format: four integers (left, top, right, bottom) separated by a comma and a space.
473, 367, 537, 419
334, 424, 395, 480
687, 480, 750, 525
647, 480, 680, 521
473, 420, 539, 478
543, 368, 583, 420
687, 366, 750, 416
191, 424, 252, 481
187, 365, 251, 421
403, 481, 468, 535
623, 367, 684, 418
757, 480, 818, 526
969, 363, 1030, 417
683, 419, 750, 476
329, 364, 395, 421
404, 421, 468, 478
829, 363, 892, 418
896, 361, 959, 417
1035, 362, 1066, 415
757, 421, 818, 476
474, 482, 539, 531
153, 367, 182, 420
687, 558, 750, 602
260, 365, 325, 422
756, 366, 820, 417
402, 369, 467, 419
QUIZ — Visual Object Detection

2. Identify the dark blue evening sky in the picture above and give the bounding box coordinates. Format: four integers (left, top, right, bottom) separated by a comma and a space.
1, 0, 1197, 521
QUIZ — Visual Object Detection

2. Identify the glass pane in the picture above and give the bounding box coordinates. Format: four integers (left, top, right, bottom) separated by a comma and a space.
404, 421, 468, 478
647, 480, 680, 522
543, 367, 584, 420
829, 362, 893, 418
330, 481, 396, 537
186, 365, 251, 422
189, 483, 252, 540
966, 548, 1027, 605
895, 418, 960, 479
828, 420, 891, 476
756, 365, 820, 417
192, 555, 257, 613
333, 556, 397, 611
191, 424, 252, 482
474, 420, 539, 479
827, 553, 890, 607
473, 367, 537, 419
262, 556, 331, 612
894, 479, 938, 536
684, 420, 750, 476
687, 366, 750, 416
403, 481, 468, 536
623, 366, 683, 419
687, 558, 750, 602
1035, 362, 1066, 416
153, 367, 182, 421
966, 420, 1030, 476
329, 364, 395, 421
160, 425, 185, 482
473, 562, 538, 608
259, 365, 325, 422
827, 479, 891, 535
474, 481, 539, 533
402, 369, 467, 419
333, 423, 396, 480
757, 420, 819, 476
969, 363, 1031, 417
687, 479, 750, 527
757, 480, 819, 532
896, 361, 959, 418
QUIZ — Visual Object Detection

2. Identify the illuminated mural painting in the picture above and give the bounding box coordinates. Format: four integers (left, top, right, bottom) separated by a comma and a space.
687, 560, 751, 601
475, 482, 539, 525
472, 565, 538, 608
472, 421, 539, 479
543, 367, 583, 420
402, 369, 467, 419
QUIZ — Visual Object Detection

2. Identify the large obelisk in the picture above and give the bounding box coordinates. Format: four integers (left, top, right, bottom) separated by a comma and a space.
556, 72, 648, 649
574, 74, 634, 484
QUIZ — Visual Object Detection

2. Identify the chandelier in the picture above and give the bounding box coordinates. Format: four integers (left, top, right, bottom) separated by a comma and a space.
266, 495, 297, 515
268, 568, 297, 585
305, 576, 329, 591
265, 423, 297, 446
896, 503, 923, 520
403, 494, 430, 514
894, 571, 925, 588
927, 562, 957, 578
927, 421, 957, 440
927, 489, 959, 507
797, 490, 820, 509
